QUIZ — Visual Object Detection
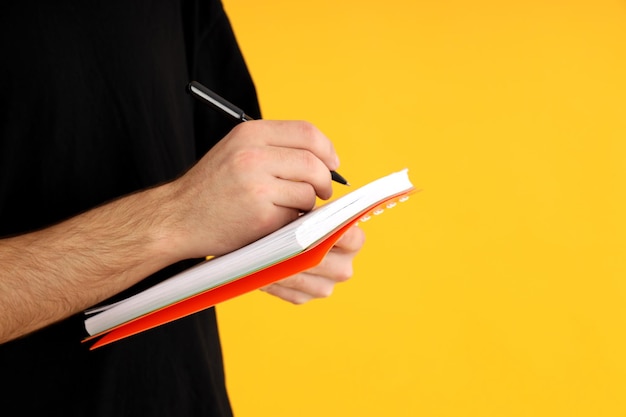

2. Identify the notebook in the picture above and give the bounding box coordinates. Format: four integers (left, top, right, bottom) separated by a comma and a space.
84, 168, 415, 349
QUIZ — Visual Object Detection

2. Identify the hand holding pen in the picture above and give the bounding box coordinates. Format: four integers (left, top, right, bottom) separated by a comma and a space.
185, 81, 364, 306
187, 81, 349, 186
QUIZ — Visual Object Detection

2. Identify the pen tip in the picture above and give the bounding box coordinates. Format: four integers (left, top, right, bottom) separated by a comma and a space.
331, 171, 349, 185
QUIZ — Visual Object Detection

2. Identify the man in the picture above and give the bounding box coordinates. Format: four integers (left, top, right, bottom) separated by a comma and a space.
0, 1, 365, 415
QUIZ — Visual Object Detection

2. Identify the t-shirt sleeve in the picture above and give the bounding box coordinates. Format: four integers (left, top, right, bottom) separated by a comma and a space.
183, 0, 262, 158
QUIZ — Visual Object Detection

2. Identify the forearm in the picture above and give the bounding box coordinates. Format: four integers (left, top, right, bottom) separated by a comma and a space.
0, 120, 345, 343
0, 182, 181, 343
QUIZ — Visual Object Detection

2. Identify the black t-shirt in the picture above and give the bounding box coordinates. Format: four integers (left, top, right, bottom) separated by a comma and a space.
0, 1, 260, 415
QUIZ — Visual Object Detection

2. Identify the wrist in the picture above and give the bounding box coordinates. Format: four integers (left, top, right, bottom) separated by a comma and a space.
144, 181, 190, 265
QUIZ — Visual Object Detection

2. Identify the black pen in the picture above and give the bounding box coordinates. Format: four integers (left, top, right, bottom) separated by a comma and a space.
187, 81, 349, 186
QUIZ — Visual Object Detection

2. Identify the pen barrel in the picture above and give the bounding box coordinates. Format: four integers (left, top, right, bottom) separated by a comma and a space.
188, 81, 247, 121
187, 80, 348, 184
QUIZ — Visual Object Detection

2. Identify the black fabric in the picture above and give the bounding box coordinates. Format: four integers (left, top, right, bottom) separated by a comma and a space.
0, 1, 260, 415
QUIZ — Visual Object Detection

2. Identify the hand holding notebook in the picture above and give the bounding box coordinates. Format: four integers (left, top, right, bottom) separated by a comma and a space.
84, 169, 415, 349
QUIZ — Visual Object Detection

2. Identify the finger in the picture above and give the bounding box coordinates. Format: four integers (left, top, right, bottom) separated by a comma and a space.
236, 120, 340, 172
233, 203, 302, 246
268, 146, 334, 200
272, 179, 317, 212
262, 274, 337, 304
261, 283, 315, 305
333, 225, 366, 253
272, 273, 337, 296
305, 250, 355, 283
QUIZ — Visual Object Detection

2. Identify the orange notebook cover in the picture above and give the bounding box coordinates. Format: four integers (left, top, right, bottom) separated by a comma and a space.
84, 190, 412, 350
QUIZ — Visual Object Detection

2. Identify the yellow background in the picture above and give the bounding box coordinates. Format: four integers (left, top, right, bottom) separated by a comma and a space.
218, 1, 626, 416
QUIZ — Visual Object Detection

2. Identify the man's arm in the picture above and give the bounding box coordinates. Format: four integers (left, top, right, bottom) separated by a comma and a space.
0, 184, 180, 343
0, 120, 351, 344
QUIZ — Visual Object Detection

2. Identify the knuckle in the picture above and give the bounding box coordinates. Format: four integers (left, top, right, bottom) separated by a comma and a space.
345, 227, 366, 250
297, 152, 332, 199
335, 227, 363, 251
300, 149, 318, 168
334, 264, 354, 282
316, 284, 335, 298
294, 275, 312, 291
297, 121, 328, 153
231, 119, 259, 136
290, 293, 310, 305
232, 147, 264, 170
295, 120, 318, 138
